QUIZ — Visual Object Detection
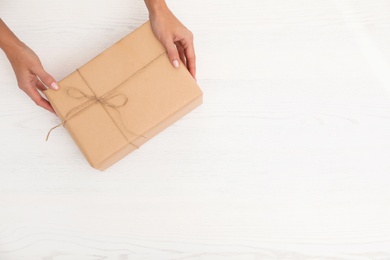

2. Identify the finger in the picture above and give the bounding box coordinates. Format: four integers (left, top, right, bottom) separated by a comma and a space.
162, 38, 181, 69
24, 86, 55, 113
35, 78, 47, 91
29, 76, 46, 91
184, 43, 196, 79
176, 43, 186, 67
33, 66, 59, 90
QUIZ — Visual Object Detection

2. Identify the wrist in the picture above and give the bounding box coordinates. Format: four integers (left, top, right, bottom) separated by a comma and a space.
2, 40, 25, 62
0, 19, 24, 56
145, 0, 170, 17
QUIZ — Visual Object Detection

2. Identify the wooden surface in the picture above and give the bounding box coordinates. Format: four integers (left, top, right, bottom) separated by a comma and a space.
1, 0, 390, 259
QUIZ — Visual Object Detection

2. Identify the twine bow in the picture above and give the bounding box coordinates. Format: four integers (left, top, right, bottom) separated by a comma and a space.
46, 87, 140, 143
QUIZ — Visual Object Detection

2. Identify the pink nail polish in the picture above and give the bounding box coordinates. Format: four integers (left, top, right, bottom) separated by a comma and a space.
51, 82, 59, 90
173, 60, 180, 69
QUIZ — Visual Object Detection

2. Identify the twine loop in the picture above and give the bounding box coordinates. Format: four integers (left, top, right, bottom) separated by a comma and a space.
46, 87, 139, 143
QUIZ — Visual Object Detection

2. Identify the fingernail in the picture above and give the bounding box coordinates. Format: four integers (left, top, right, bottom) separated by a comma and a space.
51, 82, 59, 90
173, 60, 180, 69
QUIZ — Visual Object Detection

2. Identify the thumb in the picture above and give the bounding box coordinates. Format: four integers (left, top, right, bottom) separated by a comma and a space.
162, 39, 180, 69
34, 66, 59, 90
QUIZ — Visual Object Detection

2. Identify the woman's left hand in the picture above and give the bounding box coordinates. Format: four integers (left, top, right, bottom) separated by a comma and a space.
147, 3, 196, 79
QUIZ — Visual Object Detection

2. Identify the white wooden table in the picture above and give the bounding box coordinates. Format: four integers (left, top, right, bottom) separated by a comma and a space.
1, 0, 390, 259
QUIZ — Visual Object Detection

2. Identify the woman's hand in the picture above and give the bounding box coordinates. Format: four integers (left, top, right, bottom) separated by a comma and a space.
7, 42, 59, 113
145, 0, 196, 79
0, 19, 59, 114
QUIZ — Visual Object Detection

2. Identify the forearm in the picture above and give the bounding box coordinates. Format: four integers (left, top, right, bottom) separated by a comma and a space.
0, 19, 23, 56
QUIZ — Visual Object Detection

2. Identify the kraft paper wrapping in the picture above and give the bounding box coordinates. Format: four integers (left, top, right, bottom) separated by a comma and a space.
44, 21, 203, 170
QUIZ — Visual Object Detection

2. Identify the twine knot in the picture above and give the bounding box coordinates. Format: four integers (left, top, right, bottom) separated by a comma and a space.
46, 87, 132, 141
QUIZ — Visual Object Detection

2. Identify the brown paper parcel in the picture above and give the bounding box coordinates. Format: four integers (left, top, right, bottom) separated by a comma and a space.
44, 21, 203, 170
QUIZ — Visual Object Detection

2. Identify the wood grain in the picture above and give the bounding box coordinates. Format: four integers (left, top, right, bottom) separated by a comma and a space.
1, 0, 390, 259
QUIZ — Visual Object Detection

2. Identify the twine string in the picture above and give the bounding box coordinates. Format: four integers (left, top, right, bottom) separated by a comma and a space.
45, 87, 141, 143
